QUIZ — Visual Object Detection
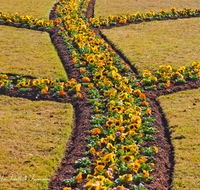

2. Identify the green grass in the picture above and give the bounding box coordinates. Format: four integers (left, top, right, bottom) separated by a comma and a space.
158, 88, 200, 189
101, 18, 200, 74
0, 95, 73, 190
94, 0, 199, 18
0, 0, 56, 20
0, 25, 67, 81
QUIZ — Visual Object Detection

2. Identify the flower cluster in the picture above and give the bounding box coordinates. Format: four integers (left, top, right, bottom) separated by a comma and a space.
0, 73, 82, 98
54, 0, 158, 189
0, 73, 12, 90
89, 8, 200, 27
0, 11, 54, 29
140, 62, 200, 90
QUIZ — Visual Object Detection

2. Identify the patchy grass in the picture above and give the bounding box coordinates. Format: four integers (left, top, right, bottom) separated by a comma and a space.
94, 0, 199, 18
0, 25, 67, 81
158, 88, 200, 189
0, 95, 73, 189
101, 18, 200, 74
0, 0, 56, 20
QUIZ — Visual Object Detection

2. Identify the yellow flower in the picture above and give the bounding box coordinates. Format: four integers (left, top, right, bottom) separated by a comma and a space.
76, 83, 81, 91
116, 126, 125, 133
107, 143, 117, 151
103, 153, 115, 165
115, 106, 123, 113
44, 85, 48, 92
170, 7, 176, 12
94, 165, 104, 175
106, 119, 114, 127
107, 134, 115, 142
120, 174, 133, 182
94, 74, 103, 81
121, 155, 134, 163
118, 92, 128, 100
128, 124, 140, 131
142, 70, 151, 78
192, 62, 199, 68
154, 146, 158, 153
134, 89, 141, 96
130, 116, 141, 124
127, 162, 140, 172
128, 131, 136, 137
149, 76, 157, 82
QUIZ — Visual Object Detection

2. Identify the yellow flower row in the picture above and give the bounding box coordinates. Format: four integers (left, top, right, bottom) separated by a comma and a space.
140, 62, 200, 88
0, 10, 54, 29
0, 74, 82, 97
89, 7, 200, 27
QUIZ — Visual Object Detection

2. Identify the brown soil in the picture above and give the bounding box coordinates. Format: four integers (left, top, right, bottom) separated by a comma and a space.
0, 0, 200, 190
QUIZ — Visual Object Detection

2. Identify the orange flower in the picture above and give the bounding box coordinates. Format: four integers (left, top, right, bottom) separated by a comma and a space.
0, 82, 5, 86
166, 81, 170, 88
94, 107, 99, 112
150, 163, 154, 167
131, 75, 135, 79
63, 187, 72, 190
111, 52, 115, 56
80, 68, 86, 73
88, 83, 94, 88
59, 91, 65, 96
139, 93, 146, 99
77, 92, 82, 98
141, 101, 147, 106
139, 157, 146, 163
92, 128, 101, 135
83, 77, 90, 82
104, 43, 108, 48
90, 147, 95, 154
73, 57, 77, 63
76, 172, 82, 182
125, 65, 129, 69
146, 108, 151, 115
41, 89, 47, 94
136, 82, 140, 86
143, 170, 149, 178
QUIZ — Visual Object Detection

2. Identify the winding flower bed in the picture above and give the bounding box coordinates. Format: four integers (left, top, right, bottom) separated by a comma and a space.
54, 0, 159, 189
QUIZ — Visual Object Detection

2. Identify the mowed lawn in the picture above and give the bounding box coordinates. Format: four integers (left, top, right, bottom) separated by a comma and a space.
0, 95, 73, 189
0, 0, 56, 19
94, 0, 199, 18
101, 18, 200, 74
0, 25, 67, 81
158, 88, 200, 189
